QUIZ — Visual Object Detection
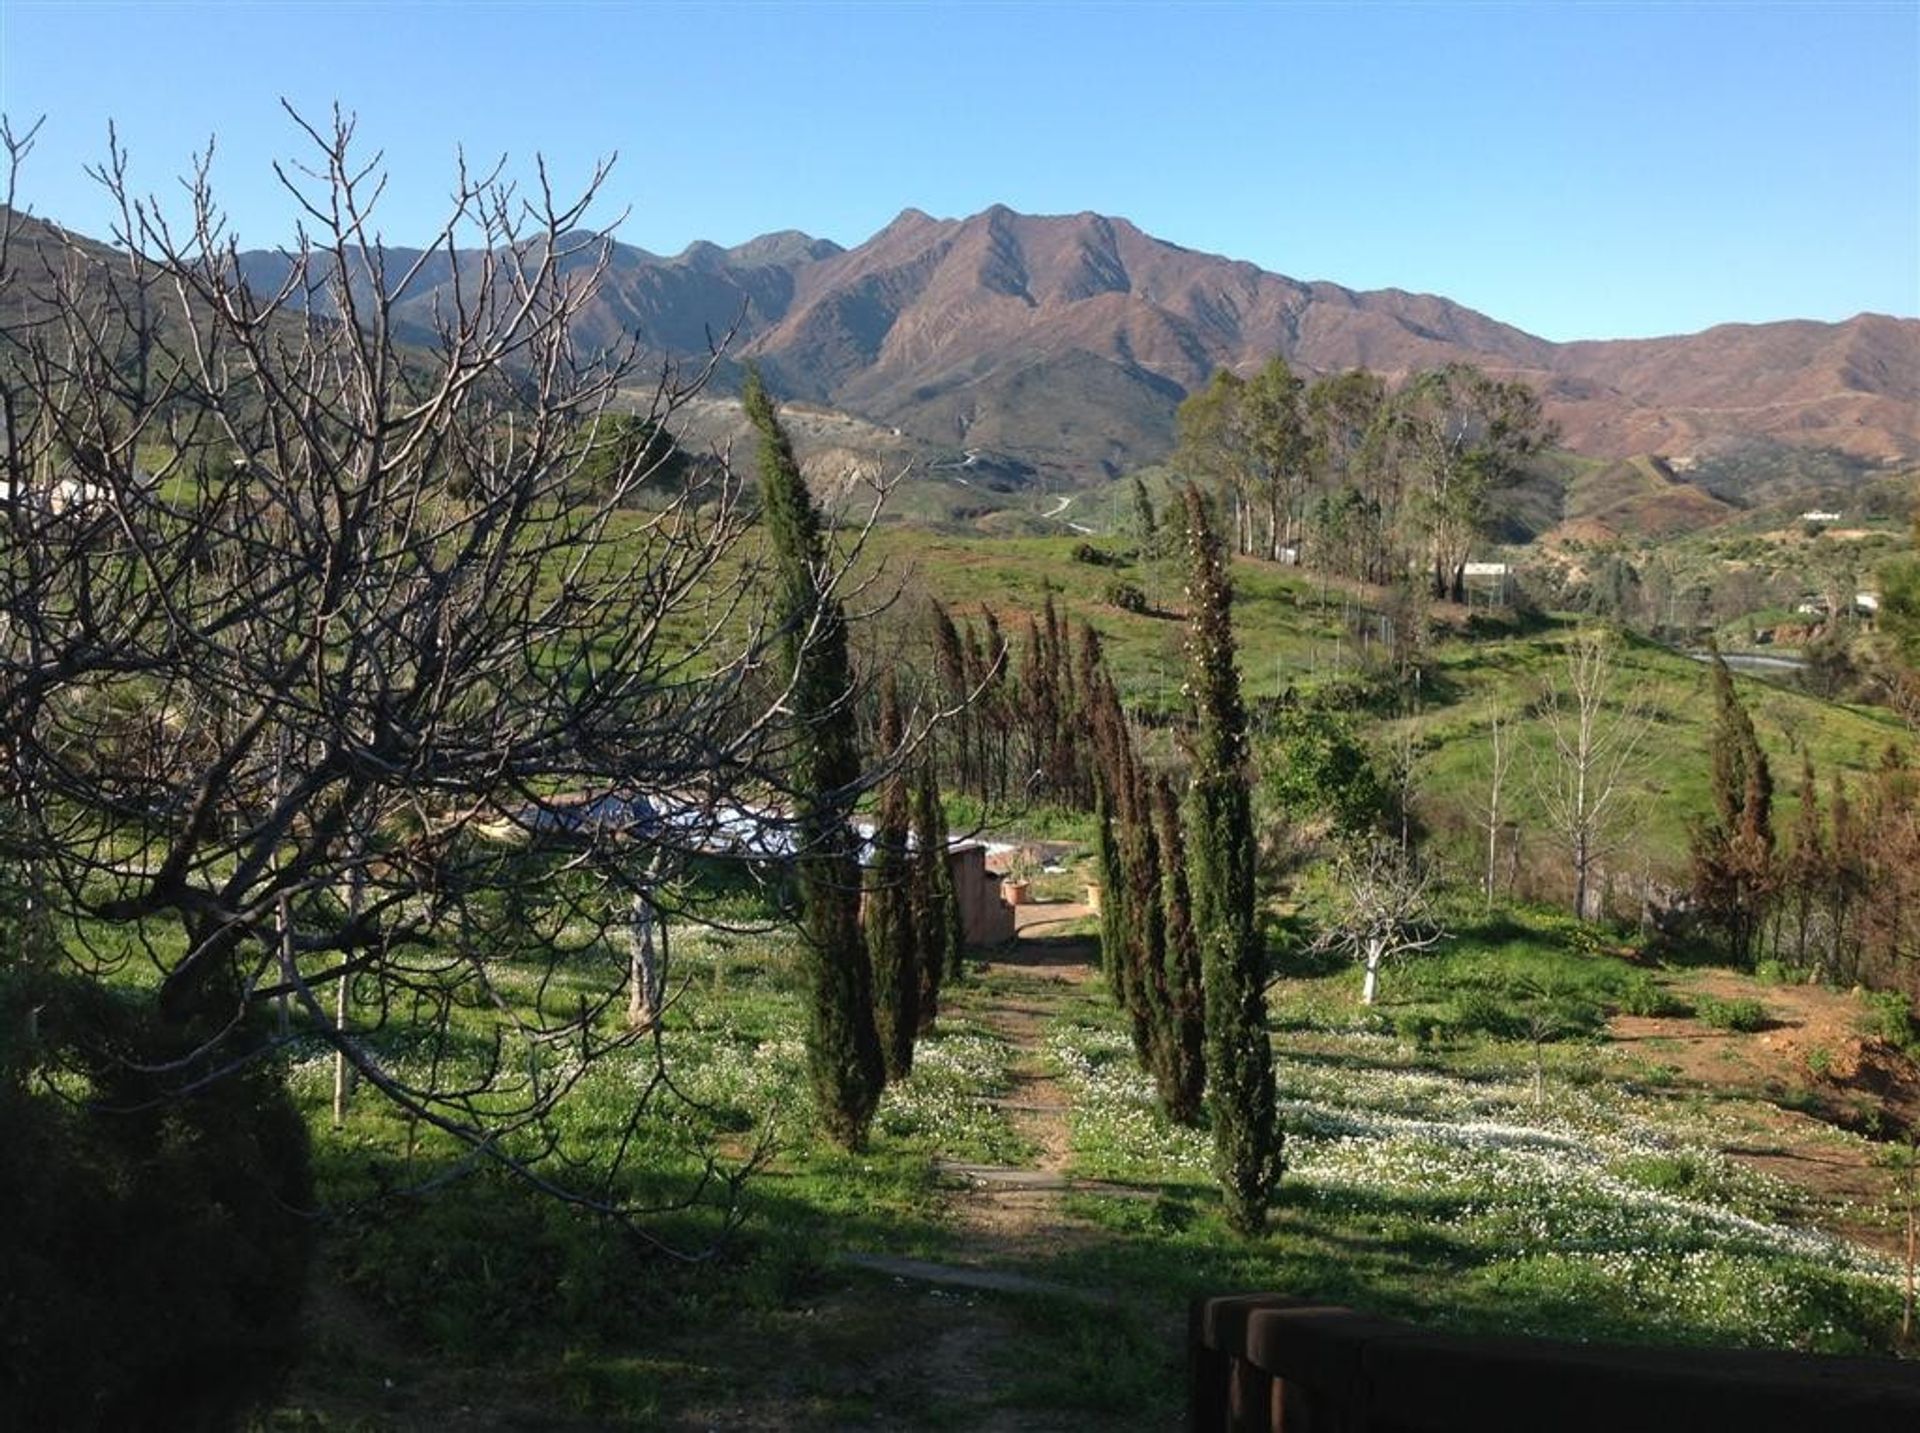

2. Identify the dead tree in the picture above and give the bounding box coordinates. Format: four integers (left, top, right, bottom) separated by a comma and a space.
1534, 628, 1652, 921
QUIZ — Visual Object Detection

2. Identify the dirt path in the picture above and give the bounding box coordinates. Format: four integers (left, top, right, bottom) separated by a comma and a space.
811, 902, 1170, 1433
926, 900, 1106, 1264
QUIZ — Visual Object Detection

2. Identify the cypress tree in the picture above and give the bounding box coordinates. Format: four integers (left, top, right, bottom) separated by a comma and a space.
1083, 624, 1205, 1125
867, 677, 918, 1079
1180, 484, 1282, 1236
1152, 773, 1207, 1126
1828, 773, 1863, 982
929, 601, 972, 794
929, 773, 968, 981
1786, 753, 1826, 968
1692, 652, 1776, 966
745, 369, 884, 1145
910, 762, 949, 1031
1132, 473, 1158, 550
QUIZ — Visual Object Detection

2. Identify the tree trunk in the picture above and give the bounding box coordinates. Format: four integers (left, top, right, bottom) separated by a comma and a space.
628, 893, 662, 1030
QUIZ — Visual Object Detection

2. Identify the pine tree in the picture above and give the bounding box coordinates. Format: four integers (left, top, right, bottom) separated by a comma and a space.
866, 675, 918, 1081
1180, 484, 1282, 1234
746, 369, 884, 1145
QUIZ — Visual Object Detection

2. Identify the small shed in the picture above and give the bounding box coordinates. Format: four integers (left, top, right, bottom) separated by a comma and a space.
947, 842, 1015, 947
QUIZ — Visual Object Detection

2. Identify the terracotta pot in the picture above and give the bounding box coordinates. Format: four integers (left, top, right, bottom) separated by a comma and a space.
1002, 878, 1030, 907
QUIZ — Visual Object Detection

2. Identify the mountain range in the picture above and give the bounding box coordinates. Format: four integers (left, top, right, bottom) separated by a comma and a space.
11, 201, 1915, 495
240, 202, 1914, 487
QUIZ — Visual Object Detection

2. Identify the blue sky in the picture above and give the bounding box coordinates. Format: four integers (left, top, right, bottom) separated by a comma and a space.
1, 0, 1914, 341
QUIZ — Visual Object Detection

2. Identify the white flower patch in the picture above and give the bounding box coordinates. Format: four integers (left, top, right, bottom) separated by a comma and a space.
1050, 1007, 1901, 1347
1275, 1061, 1901, 1293
875, 1025, 1025, 1160
1048, 1027, 1211, 1180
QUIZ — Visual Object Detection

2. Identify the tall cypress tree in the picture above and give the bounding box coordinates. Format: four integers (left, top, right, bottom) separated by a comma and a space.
866, 675, 918, 1080
927, 771, 968, 982
1786, 753, 1826, 967
1827, 773, 1863, 981
1152, 773, 1207, 1126
910, 762, 948, 1033
1084, 625, 1204, 1126
746, 369, 884, 1145
1180, 484, 1281, 1235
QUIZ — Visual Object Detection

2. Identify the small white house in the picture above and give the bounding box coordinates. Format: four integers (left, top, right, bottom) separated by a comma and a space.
1461, 561, 1513, 605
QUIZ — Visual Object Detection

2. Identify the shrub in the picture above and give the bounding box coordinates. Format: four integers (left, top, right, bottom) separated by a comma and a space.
1392, 1010, 1441, 1047
1072, 542, 1121, 567
1697, 995, 1769, 1032
1105, 581, 1149, 613
1617, 974, 1693, 1019
1857, 990, 1917, 1049
1443, 990, 1521, 1041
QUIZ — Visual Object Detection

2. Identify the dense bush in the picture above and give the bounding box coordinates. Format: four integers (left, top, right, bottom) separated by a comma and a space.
1857, 990, 1917, 1049
1256, 702, 1393, 837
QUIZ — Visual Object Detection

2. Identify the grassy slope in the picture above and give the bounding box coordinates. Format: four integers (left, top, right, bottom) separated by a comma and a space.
270, 906, 1910, 1428
1401, 626, 1909, 880
865, 529, 1908, 872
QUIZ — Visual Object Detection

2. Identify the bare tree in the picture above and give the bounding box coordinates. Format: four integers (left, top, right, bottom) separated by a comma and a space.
1533, 628, 1652, 921
1313, 834, 1445, 1005
0, 111, 888, 1241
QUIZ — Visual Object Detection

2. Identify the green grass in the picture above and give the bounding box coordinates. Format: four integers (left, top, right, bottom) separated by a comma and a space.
1396, 624, 1908, 879
854, 531, 1909, 886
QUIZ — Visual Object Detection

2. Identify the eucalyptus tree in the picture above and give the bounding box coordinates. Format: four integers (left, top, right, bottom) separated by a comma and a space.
1387, 364, 1551, 601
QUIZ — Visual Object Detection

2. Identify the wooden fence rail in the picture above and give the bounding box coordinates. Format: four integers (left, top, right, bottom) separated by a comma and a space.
1190, 1293, 1920, 1432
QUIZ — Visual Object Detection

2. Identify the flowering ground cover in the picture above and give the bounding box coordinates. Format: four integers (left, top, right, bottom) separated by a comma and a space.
271, 912, 1914, 1428
1038, 948, 1906, 1359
